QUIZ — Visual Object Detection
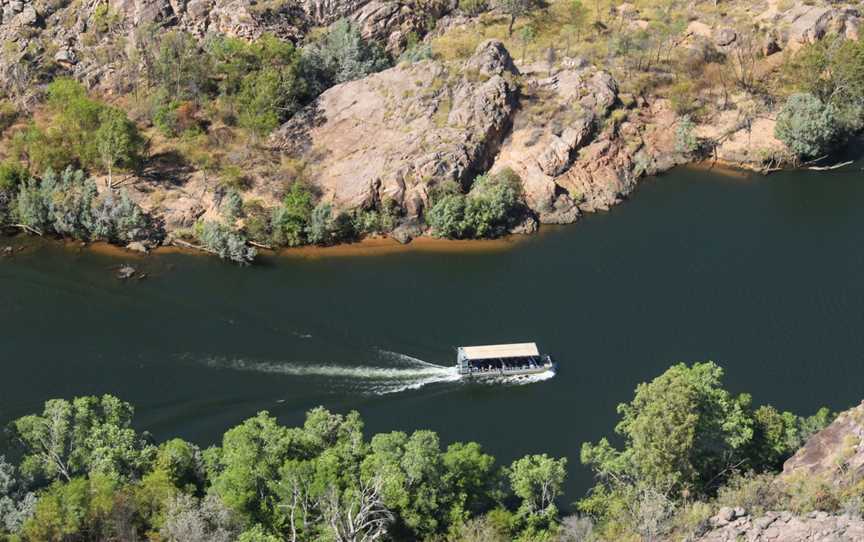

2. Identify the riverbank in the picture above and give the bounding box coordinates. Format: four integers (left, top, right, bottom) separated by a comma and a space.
0, 161, 781, 262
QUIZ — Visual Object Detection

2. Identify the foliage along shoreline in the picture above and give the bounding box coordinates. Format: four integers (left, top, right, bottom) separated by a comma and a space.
5, 6, 864, 265
1, 361, 853, 542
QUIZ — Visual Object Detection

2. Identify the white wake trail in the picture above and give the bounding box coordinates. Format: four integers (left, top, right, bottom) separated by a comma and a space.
194, 351, 555, 395
198, 354, 460, 395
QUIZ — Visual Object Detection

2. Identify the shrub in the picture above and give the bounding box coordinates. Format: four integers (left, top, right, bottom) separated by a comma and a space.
222, 189, 244, 221
0, 160, 27, 193
428, 169, 524, 239
306, 202, 335, 245
715, 472, 785, 517
300, 19, 390, 96
14, 167, 155, 242
774, 93, 841, 159
675, 115, 698, 154
270, 182, 313, 246
196, 221, 257, 264
241, 200, 272, 243
0, 100, 17, 136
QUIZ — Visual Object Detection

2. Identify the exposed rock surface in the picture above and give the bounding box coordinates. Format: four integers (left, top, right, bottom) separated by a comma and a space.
782, 400, 864, 485
695, 509, 864, 541
492, 64, 686, 224
269, 39, 520, 220
694, 402, 864, 541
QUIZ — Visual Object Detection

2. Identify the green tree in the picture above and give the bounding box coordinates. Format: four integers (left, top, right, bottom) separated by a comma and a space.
0, 159, 26, 192
45, 78, 104, 167
508, 454, 567, 526
207, 412, 301, 526
428, 169, 524, 239
774, 93, 840, 159
95, 106, 144, 187
152, 31, 209, 101
518, 24, 537, 64
239, 523, 282, 542
581, 362, 754, 498
500, 0, 543, 37
442, 442, 500, 524
301, 19, 390, 95
561, 0, 588, 55
361, 430, 448, 538
20, 476, 116, 541
13, 394, 156, 484
427, 193, 468, 238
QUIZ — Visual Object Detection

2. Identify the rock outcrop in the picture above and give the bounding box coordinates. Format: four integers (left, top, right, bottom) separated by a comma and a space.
301, 0, 456, 53
269, 39, 520, 218
491, 63, 685, 224
781, 400, 864, 485
696, 509, 864, 542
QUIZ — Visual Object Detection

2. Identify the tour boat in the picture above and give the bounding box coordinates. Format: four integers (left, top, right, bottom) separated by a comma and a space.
456, 342, 555, 377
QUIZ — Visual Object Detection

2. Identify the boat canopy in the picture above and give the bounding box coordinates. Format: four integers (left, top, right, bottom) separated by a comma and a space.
459, 343, 539, 360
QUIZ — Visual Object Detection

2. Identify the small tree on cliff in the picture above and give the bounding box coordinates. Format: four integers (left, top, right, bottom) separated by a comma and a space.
501, 0, 545, 38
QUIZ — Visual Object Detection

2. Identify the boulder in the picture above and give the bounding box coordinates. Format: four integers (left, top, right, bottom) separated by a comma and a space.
390, 219, 425, 244
781, 400, 864, 485
508, 215, 538, 235
126, 241, 149, 253
787, 5, 834, 45
696, 510, 864, 541
116, 265, 137, 279
54, 47, 76, 64
268, 40, 519, 218
713, 27, 737, 47
686, 20, 712, 39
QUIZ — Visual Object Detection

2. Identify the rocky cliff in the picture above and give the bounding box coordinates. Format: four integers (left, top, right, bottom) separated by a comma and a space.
692, 401, 864, 542
3, 0, 864, 248
268, 40, 692, 233
696, 509, 864, 542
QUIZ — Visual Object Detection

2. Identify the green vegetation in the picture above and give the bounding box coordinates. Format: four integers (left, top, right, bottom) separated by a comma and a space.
300, 19, 391, 95
10, 79, 144, 176
195, 220, 257, 264
774, 93, 840, 160
579, 362, 835, 540
0, 363, 853, 541
0, 397, 567, 542
0, 20, 395, 259
1, 166, 155, 243
427, 169, 526, 239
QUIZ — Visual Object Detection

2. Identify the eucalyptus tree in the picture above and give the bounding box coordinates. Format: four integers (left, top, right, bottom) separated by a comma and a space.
12, 394, 156, 484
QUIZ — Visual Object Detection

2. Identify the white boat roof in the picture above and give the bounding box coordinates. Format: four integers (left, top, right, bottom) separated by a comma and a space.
460, 343, 539, 360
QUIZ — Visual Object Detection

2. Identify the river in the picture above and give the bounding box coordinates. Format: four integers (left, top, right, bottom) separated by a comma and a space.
3, 163, 864, 502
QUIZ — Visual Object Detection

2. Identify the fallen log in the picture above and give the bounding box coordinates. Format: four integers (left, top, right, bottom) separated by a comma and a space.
248, 240, 273, 250
9, 224, 43, 236
807, 160, 853, 171
171, 238, 218, 255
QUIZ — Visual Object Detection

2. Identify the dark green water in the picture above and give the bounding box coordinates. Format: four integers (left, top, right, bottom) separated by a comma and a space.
3, 164, 864, 502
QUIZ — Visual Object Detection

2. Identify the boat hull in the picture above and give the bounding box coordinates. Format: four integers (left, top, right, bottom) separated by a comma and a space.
459, 362, 556, 378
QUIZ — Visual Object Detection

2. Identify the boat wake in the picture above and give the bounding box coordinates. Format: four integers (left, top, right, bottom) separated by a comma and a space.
189, 350, 555, 395
195, 351, 460, 395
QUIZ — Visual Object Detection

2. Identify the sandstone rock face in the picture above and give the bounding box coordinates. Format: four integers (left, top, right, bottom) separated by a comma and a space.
696, 510, 864, 541
779, 4, 861, 49
782, 400, 864, 484
344, 0, 455, 54
269, 40, 520, 220
491, 63, 685, 225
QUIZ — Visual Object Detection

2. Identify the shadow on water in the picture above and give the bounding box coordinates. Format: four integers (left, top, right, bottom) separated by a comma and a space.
4, 161, 864, 503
